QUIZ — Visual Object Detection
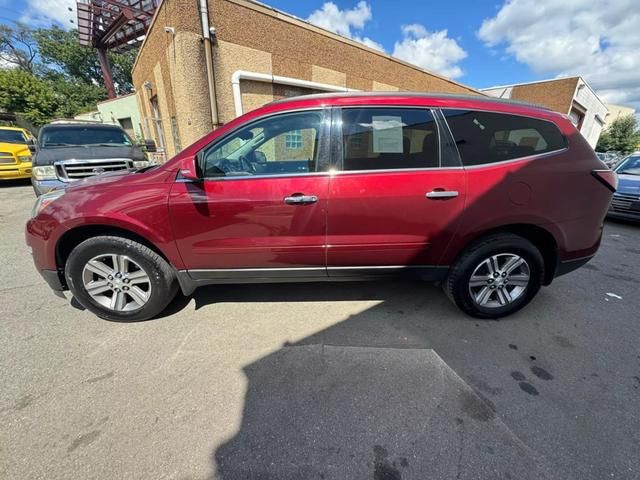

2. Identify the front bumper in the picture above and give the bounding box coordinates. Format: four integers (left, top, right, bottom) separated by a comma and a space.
0, 162, 32, 180
31, 178, 67, 197
607, 209, 640, 222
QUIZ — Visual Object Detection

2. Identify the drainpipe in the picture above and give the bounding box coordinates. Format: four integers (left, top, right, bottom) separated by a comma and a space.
198, 0, 219, 127
231, 70, 358, 117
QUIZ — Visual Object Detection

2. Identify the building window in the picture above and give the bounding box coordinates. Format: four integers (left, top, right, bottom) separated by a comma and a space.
285, 129, 303, 149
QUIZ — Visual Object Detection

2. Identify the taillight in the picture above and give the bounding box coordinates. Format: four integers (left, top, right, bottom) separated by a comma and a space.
591, 169, 618, 192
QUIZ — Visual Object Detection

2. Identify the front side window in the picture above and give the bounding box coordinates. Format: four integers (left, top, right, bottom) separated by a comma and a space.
442, 110, 567, 166
341, 108, 439, 171
202, 111, 322, 177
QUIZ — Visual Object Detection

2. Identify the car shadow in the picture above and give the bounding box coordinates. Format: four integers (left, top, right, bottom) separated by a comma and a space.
0, 179, 31, 189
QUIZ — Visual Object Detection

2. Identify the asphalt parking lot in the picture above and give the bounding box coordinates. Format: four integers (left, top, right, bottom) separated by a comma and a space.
1, 180, 639, 480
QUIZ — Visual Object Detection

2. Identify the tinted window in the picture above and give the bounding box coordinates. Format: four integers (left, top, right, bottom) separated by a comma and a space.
341, 108, 439, 171
0, 129, 27, 144
41, 127, 132, 148
442, 110, 567, 166
202, 111, 322, 177
616, 155, 640, 175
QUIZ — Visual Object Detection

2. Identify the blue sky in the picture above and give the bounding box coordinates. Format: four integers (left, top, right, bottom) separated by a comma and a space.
2, 0, 639, 110
264, 0, 534, 89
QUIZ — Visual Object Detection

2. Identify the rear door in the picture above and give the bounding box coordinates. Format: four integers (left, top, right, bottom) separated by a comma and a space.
326, 106, 466, 275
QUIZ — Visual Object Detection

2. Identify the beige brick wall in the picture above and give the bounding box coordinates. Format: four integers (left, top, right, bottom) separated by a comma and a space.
510, 78, 579, 114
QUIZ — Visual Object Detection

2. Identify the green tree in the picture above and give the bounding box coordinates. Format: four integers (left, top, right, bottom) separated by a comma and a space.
34, 26, 135, 94
0, 23, 38, 74
0, 69, 59, 126
597, 115, 640, 154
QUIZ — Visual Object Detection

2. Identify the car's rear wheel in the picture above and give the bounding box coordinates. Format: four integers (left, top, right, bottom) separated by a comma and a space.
65, 236, 178, 322
444, 233, 544, 319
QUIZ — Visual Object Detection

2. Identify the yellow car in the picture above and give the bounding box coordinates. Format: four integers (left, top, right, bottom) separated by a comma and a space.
0, 126, 34, 180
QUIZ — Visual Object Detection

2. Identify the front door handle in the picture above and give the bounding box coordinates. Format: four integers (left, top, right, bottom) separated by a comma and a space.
284, 194, 318, 205
426, 190, 459, 199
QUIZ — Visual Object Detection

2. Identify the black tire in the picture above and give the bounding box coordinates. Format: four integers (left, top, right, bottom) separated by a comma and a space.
444, 233, 544, 319
65, 236, 178, 322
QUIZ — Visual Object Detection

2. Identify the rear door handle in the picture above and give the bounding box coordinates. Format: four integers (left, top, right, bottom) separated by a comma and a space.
426, 190, 459, 199
284, 194, 318, 205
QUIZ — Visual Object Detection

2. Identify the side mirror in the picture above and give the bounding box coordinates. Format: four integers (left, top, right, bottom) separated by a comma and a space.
143, 139, 157, 153
27, 138, 36, 154
179, 156, 200, 181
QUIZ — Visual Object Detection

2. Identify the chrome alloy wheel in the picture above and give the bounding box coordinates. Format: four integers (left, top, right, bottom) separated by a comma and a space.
468, 253, 530, 309
81, 254, 151, 312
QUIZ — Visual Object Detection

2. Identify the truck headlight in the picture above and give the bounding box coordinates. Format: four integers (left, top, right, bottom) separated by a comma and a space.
133, 160, 150, 169
32, 165, 57, 180
18, 155, 32, 163
31, 190, 65, 218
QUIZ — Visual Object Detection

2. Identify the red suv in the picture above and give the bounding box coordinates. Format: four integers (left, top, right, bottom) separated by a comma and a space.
26, 93, 616, 321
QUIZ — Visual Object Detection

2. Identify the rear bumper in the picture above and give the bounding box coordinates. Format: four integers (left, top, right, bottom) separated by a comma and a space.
555, 255, 594, 278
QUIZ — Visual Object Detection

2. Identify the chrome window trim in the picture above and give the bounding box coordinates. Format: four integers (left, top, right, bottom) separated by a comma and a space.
460, 147, 569, 170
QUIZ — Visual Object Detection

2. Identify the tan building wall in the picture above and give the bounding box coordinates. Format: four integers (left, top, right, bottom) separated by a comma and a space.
132, 0, 481, 158
509, 78, 579, 114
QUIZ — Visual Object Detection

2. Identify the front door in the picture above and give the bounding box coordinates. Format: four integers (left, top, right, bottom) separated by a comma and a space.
326, 107, 466, 272
169, 109, 330, 275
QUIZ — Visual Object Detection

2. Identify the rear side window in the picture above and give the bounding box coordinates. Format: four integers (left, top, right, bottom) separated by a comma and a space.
442, 110, 567, 166
341, 108, 439, 171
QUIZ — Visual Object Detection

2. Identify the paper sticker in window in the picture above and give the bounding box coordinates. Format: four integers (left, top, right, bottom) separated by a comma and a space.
371, 116, 404, 153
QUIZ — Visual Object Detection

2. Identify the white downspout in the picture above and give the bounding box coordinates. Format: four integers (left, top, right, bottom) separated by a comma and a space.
198, 0, 219, 126
231, 70, 358, 117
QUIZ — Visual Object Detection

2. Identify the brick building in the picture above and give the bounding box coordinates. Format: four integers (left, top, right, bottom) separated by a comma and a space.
131, 0, 481, 158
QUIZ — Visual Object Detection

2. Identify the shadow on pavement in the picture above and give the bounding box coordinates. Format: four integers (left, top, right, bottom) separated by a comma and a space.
204, 281, 551, 480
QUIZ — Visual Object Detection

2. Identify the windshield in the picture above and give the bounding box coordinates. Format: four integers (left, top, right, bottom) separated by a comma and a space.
616, 155, 640, 175
40, 127, 132, 148
0, 129, 27, 144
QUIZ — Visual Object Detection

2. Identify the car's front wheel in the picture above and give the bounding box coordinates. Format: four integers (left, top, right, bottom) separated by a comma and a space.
65, 236, 178, 322
444, 233, 544, 319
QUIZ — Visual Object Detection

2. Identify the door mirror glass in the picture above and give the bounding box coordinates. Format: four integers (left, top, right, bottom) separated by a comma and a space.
200, 111, 322, 178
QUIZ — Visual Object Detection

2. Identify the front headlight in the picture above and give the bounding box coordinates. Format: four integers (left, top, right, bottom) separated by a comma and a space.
32, 165, 57, 180
18, 155, 32, 163
31, 190, 65, 218
133, 160, 150, 169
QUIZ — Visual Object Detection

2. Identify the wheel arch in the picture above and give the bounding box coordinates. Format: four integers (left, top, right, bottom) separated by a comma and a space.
56, 225, 175, 278
450, 224, 559, 285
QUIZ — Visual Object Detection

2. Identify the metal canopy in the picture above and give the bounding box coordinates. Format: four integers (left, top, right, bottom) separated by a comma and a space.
76, 0, 158, 53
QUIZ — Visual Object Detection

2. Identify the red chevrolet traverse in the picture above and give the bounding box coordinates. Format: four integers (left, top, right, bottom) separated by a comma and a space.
26, 93, 616, 321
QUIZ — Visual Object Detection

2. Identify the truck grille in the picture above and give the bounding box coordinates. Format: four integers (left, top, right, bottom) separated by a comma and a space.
55, 158, 133, 181
0, 152, 16, 164
610, 193, 640, 213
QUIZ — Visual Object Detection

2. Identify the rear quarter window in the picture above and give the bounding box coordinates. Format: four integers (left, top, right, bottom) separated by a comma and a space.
442, 110, 567, 166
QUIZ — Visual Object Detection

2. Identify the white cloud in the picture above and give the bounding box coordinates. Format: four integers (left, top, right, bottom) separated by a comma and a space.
307, 1, 384, 51
392, 24, 468, 78
478, 0, 640, 110
20, 0, 75, 28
